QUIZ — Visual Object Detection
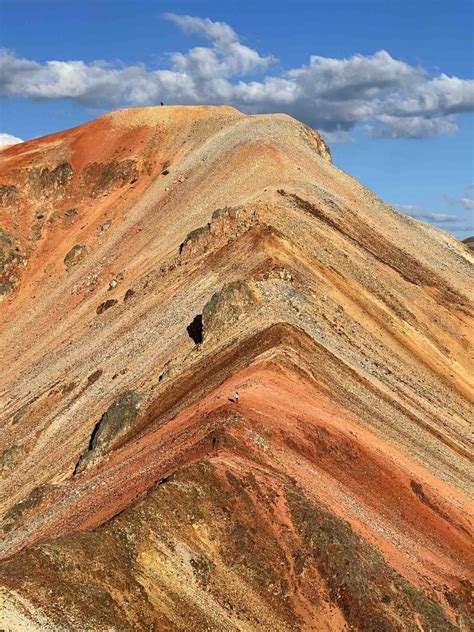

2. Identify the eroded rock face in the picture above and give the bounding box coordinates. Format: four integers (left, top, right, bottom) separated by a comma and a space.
0, 184, 19, 211
74, 391, 143, 474
82, 159, 138, 197
0, 228, 24, 301
28, 162, 74, 199
0, 106, 472, 631
0, 458, 467, 631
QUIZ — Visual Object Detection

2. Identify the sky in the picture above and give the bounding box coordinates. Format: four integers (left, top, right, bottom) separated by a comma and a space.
1, 0, 473, 238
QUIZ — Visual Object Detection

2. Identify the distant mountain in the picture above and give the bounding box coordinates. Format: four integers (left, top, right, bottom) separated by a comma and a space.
462, 235, 474, 251
0, 106, 472, 631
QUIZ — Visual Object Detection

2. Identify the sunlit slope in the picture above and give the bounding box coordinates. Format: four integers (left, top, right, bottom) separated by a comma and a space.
0, 106, 472, 631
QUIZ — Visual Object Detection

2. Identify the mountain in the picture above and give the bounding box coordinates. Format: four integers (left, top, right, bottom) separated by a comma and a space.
462, 236, 474, 252
0, 106, 472, 631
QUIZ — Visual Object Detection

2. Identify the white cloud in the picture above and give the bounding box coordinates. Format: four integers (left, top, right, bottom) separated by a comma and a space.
0, 14, 473, 141
163, 13, 274, 77
394, 204, 465, 223
443, 187, 474, 210
163, 14, 238, 47
368, 115, 458, 139
462, 198, 474, 209
385, 74, 474, 117
0, 132, 23, 146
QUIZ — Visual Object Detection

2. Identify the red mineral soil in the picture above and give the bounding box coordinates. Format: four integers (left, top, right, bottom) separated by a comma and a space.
0, 106, 473, 631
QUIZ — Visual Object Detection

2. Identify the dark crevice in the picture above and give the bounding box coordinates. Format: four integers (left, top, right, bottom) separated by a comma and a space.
187, 314, 203, 344
87, 418, 103, 452
72, 455, 83, 477
72, 417, 102, 476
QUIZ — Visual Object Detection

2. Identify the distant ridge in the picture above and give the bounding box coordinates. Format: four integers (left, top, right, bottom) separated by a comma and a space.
462, 235, 474, 251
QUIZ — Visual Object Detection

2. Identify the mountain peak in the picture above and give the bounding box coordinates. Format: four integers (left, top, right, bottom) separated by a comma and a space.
0, 107, 472, 630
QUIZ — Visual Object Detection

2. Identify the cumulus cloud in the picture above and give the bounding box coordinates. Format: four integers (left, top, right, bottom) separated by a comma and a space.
368, 114, 458, 139
0, 132, 23, 146
163, 13, 274, 77
385, 74, 474, 117
0, 14, 473, 141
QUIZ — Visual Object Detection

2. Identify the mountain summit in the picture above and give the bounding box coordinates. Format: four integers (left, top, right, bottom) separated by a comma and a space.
0, 106, 472, 631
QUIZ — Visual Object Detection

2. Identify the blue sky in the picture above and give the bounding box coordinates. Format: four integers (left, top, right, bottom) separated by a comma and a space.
1, 0, 473, 237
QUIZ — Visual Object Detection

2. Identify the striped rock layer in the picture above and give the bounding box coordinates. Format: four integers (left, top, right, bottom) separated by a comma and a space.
0, 106, 472, 631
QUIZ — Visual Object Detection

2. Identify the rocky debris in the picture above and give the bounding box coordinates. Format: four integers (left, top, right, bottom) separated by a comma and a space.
302, 124, 332, 162
96, 219, 112, 236
82, 160, 138, 198
87, 369, 103, 385
1, 457, 467, 631
202, 269, 297, 336
63, 208, 78, 227
2, 485, 52, 534
286, 485, 457, 631
0, 445, 25, 478
28, 162, 73, 199
0, 228, 25, 300
11, 404, 28, 425
0, 184, 19, 210
204, 280, 259, 334
70, 270, 101, 295
108, 271, 124, 290
0, 106, 472, 630
96, 299, 118, 315
74, 391, 143, 474
179, 206, 258, 258
29, 216, 45, 242
288, 191, 470, 310
0, 229, 18, 266
0, 278, 15, 301
64, 244, 87, 270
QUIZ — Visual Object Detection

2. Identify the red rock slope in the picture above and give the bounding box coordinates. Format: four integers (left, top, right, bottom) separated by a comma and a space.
0, 106, 473, 631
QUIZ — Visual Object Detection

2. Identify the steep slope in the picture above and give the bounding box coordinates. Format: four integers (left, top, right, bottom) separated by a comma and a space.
0, 106, 472, 631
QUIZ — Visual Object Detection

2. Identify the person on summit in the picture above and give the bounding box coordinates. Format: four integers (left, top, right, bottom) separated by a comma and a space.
235, 391, 239, 405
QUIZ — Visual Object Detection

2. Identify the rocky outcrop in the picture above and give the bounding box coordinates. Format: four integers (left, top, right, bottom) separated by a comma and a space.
74, 390, 143, 474
81, 159, 138, 198
0, 184, 19, 211
64, 243, 87, 270
0, 106, 472, 631
0, 228, 25, 301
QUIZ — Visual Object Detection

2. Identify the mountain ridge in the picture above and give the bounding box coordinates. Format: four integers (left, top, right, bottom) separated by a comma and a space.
0, 106, 472, 631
